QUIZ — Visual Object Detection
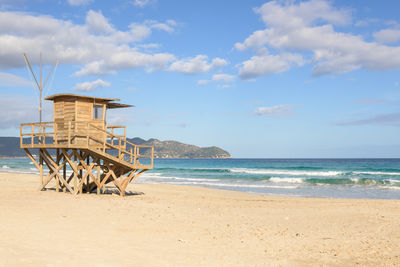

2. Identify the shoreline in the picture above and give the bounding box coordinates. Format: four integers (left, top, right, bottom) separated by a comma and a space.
1, 171, 397, 201
1, 172, 400, 266
1, 167, 400, 200
0, 156, 29, 159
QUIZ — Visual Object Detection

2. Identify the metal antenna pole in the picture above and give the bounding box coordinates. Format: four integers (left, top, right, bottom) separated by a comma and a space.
43, 59, 58, 90
40, 53, 42, 124
23, 53, 40, 90
24, 53, 58, 124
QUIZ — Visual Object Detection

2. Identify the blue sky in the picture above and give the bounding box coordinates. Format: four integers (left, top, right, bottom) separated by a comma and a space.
0, 0, 399, 158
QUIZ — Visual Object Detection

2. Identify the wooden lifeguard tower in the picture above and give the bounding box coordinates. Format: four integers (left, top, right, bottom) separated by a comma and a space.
20, 93, 154, 196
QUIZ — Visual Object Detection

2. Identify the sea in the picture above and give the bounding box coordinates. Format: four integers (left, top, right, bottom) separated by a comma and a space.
1, 158, 400, 199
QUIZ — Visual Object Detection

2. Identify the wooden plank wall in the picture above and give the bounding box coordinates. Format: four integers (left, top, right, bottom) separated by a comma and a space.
76, 100, 91, 121
87, 102, 106, 147
54, 100, 70, 144
52, 98, 107, 147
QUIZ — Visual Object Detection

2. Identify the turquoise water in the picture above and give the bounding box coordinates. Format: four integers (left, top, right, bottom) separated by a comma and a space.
1, 158, 400, 199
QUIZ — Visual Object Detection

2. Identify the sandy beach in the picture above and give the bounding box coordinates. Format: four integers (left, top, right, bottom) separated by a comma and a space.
0, 172, 399, 266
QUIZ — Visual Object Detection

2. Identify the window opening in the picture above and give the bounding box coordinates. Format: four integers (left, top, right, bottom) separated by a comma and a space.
93, 105, 103, 120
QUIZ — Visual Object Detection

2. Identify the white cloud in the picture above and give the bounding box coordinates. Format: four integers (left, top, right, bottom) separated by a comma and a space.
235, 0, 400, 78
254, 105, 294, 117
0, 72, 30, 86
354, 18, 380, 27
132, 0, 152, 7
0, 10, 178, 75
212, 73, 235, 83
68, 0, 92, 6
374, 29, 400, 44
137, 43, 161, 50
197, 79, 209, 85
86, 10, 114, 34
73, 79, 110, 91
168, 55, 227, 74
128, 20, 177, 42
129, 24, 152, 41
146, 19, 176, 33
197, 73, 235, 87
74, 60, 112, 76
239, 53, 303, 79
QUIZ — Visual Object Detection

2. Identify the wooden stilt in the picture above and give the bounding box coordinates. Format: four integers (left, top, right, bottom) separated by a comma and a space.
39, 149, 43, 188
73, 151, 77, 191
40, 149, 72, 193
79, 151, 83, 194
97, 166, 100, 195
55, 149, 59, 192
63, 155, 67, 193
86, 153, 90, 193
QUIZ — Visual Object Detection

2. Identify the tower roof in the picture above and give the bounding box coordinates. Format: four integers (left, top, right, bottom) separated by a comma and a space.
44, 93, 133, 109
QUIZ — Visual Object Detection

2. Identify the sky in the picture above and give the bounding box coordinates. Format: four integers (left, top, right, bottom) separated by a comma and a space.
0, 0, 399, 158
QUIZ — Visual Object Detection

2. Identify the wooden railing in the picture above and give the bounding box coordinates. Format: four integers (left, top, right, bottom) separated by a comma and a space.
20, 121, 154, 168
20, 122, 57, 147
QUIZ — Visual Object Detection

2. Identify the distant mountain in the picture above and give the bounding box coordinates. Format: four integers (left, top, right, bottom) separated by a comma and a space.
127, 138, 231, 159
0, 137, 23, 157
0, 137, 231, 159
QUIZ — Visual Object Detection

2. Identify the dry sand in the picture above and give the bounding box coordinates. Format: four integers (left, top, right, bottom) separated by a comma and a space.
0, 172, 399, 266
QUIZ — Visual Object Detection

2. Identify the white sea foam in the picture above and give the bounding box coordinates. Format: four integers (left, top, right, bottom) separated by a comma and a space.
142, 174, 219, 182
381, 186, 400, 191
353, 171, 400, 176
171, 177, 220, 182
165, 181, 297, 189
229, 168, 342, 177
350, 178, 400, 186
142, 175, 177, 180
387, 179, 400, 185
269, 177, 305, 184
2, 165, 10, 169
142, 172, 163, 177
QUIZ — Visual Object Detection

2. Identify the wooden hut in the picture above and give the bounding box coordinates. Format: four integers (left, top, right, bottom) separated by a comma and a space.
20, 93, 154, 196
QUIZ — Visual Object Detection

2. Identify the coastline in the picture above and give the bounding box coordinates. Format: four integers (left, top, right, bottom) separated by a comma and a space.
1, 157, 400, 199
0, 156, 29, 159
1, 172, 399, 266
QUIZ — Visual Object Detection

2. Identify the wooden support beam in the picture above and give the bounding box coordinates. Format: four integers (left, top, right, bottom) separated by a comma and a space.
120, 169, 148, 194
120, 170, 136, 193
108, 169, 123, 195
24, 148, 40, 170
86, 153, 90, 193
66, 172, 74, 184
99, 171, 112, 192
73, 161, 95, 195
73, 151, 77, 190
39, 150, 65, 190
56, 149, 60, 192
39, 150, 43, 188
61, 149, 80, 193
63, 153, 67, 193
40, 149, 73, 193
97, 166, 100, 195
